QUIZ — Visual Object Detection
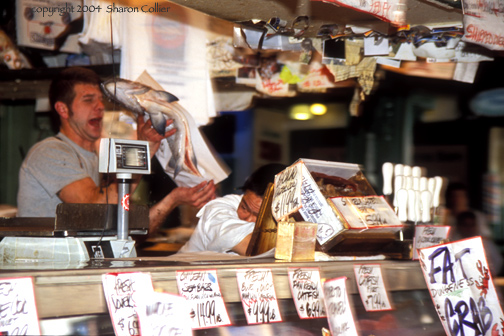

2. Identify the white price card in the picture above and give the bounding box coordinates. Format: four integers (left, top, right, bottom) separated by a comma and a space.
323, 277, 358, 336
353, 264, 393, 312
413, 225, 450, 260
102, 272, 154, 336
0, 277, 41, 336
236, 268, 282, 324
461, 0, 504, 51
321, 0, 406, 25
288, 267, 327, 319
418, 237, 504, 336
136, 292, 192, 336
175, 269, 231, 329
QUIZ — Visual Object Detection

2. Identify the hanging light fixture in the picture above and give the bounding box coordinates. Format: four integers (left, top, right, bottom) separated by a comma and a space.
310, 103, 327, 115
289, 104, 313, 120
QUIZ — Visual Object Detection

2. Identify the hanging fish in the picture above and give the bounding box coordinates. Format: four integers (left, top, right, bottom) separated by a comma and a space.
101, 78, 202, 178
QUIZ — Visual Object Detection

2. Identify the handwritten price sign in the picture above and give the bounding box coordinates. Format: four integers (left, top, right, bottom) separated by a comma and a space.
102, 272, 154, 336
413, 225, 450, 260
353, 264, 393, 312
236, 268, 282, 324
323, 277, 358, 336
0, 277, 40, 336
175, 269, 231, 329
136, 292, 192, 336
418, 237, 504, 336
288, 267, 327, 319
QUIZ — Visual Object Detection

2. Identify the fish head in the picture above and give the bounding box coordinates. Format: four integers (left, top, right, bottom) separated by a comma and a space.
101, 78, 150, 115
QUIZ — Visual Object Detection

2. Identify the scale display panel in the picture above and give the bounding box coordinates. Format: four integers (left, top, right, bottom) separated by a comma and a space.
99, 138, 151, 175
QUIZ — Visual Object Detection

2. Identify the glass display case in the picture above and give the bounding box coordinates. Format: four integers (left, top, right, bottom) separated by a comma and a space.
0, 257, 446, 335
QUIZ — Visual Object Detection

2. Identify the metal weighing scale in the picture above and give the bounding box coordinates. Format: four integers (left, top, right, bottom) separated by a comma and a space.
0, 138, 151, 266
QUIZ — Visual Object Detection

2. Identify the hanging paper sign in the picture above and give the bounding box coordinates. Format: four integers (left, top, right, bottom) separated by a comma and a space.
0, 277, 41, 336
319, 0, 406, 26
461, 0, 504, 50
418, 237, 504, 336
135, 292, 192, 336
288, 267, 327, 319
236, 268, 283, 324
102, 272, 154, 336
175, 269, 231, 329
323, 277, 358, 336
412, 225, 450, 260
297, 61, 337, 92
353, 264, 393, 312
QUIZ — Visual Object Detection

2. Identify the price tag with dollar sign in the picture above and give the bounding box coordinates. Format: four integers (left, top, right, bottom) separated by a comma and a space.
176, 269, 231, 329
288, 267, 327, 319
236, 268, 283, 324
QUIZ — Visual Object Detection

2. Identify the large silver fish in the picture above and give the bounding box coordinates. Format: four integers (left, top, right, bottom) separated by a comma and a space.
101, 78, 202, 178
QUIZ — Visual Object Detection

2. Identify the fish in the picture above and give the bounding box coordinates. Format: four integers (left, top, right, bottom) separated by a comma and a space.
101, 78, 202, 178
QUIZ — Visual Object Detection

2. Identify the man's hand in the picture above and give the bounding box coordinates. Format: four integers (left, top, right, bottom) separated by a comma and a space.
172, 180, 217, 209
148, 180, 216, 236
137, 115, 176, 156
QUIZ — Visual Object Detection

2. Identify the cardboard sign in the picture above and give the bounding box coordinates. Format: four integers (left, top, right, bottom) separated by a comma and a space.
236, 268, 283, 324
418, 237, 504, 336
136, 292, 192, 336
353, 264, 393, 311
288, 267, 327, 319
175, 269, 232, 329
461, 0, 504, 51
320, 0, 406, 25
272, 160, 346, 245
329, 196, 402, 230
323, 277, 358, 336
102, 272, 154, 336
0, 277, 41, 335
413, 225, 451, 260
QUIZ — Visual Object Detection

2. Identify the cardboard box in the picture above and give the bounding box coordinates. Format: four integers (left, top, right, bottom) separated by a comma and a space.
272, 158, 376, 247
275, 221, 317, 261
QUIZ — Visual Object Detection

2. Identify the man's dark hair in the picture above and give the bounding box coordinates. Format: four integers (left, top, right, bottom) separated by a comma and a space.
241, 163, 287, 197
48, 67, 102, 131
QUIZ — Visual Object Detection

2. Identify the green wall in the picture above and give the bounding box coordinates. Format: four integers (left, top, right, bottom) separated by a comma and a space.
0, 102, 54, 206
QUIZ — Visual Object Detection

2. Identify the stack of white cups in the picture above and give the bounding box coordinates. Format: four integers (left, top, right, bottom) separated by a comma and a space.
382, 162, 446, 224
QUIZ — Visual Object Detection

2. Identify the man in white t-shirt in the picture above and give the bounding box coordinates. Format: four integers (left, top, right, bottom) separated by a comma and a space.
178, 163, 286, 255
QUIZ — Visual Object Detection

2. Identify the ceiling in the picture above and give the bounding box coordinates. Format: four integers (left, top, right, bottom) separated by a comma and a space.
166, 0, 463, 36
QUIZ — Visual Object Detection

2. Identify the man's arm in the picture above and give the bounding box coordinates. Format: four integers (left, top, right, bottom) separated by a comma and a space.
58, 177, 119, 203
148, 180, 216, 236
230, 233, 252, 255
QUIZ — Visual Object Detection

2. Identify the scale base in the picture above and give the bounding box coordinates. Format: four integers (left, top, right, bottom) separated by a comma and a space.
0, 236, 137, 265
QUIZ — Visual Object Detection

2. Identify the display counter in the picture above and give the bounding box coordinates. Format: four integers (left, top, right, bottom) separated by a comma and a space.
0, 255, 448, 335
